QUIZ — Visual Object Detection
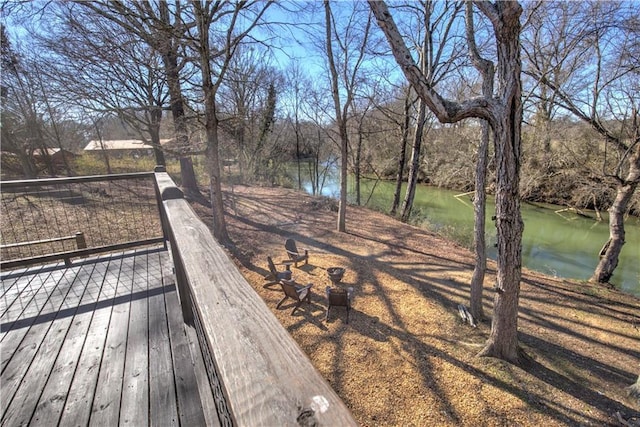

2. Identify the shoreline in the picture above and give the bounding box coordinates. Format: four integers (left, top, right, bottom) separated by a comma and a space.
190, 184, 640, 426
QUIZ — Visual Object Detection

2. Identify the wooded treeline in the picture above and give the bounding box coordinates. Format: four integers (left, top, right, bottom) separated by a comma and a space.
2, 0, 638, 366
2, 2, 638, 212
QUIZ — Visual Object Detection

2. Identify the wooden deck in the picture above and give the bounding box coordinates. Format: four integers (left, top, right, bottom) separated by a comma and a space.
0, 247, 217, 426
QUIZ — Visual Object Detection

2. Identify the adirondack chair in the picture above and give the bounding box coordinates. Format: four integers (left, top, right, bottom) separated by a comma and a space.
277, 279, 313, 314
284, 238, 308, 267
263, 256, 292, 287
325, 286, 354, 323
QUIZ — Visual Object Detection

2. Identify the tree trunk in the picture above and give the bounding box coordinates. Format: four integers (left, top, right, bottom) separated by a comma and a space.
149, 113, 166, 167
195, 4, 230, 244
466, 0, 494, 322
93, 121, 112, 175
205, 125, 230, 243
179, 157, 198, 194
18, 150, 37, 179
324, 0, 348, 233
391, 93, 411, 216
628, 372, 640, 406
591, 142, 640, 283
400, 98, 426, 222
295, 113, 302, 190
370, 0, 524, 364
337, 123, 348, 232
355, 125, 363, 206
478, 9, 524, 362
470, 121, 490, 321
158, 1, 201, 199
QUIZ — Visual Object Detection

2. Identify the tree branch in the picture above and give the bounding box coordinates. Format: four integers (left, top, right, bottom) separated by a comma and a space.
368, 0, 493, 124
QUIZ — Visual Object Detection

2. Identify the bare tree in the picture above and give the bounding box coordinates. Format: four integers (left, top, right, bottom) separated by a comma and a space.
75, 0, 201, 196
370, 0, 525, 363
465, 1, 495, 321
38, 10, 169, 166
0, 26, 59, 178
324, 0, 373, 232
523, 0, 640, 285
217, 44, 278, 182
390, 88, 413, 215
188, 0, 273, 242
398, 1, 464, 223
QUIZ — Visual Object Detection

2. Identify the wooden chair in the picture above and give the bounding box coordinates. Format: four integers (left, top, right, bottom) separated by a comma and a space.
284, 238, 308, 267
277, 279, 313, 314
263, 256, 292, 287
325, 286, 353, 323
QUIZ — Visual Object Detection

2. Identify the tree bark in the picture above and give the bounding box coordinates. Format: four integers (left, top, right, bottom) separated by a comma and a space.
466, 1, 495, 322
592, 141, 640, 283
18, 149, 38, 178
355, 125, 363, 206
470, 121, 490, 321
149, 106, 166, 167
370, 0, 524, 364
391, 93, 411, 216
478, 2, 524, 362
194, 1, 230, 244
179, 157, 198, 193
157, 2, 201, 198
478, 109, 524, 363
325, 0, 348, 232
628, 372, 640, 406
400, 98, 426, 222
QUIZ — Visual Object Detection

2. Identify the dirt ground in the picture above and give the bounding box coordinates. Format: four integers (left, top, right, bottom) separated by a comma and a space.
191, 184, 640, 426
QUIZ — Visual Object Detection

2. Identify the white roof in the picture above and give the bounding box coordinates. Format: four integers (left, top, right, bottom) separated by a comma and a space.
84, 139, 171, 151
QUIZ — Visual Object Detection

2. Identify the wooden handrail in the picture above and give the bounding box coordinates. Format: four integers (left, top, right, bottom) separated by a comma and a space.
154, 172, 356, 426
0, 171, 154, 190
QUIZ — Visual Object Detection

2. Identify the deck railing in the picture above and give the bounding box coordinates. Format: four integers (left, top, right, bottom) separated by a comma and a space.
0, 172, 164, 269
0, 169, 356, 425
155, 170, 357, 426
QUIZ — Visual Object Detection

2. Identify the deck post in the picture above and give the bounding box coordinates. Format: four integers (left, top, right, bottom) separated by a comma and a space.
75, 232, 87, 249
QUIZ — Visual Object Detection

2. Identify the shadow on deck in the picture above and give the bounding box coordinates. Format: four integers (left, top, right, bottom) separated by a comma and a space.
0, 246, 218, 426
1, 170, 356, 426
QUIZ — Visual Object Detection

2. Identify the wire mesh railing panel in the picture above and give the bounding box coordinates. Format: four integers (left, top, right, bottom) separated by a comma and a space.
1, 173, 163, 265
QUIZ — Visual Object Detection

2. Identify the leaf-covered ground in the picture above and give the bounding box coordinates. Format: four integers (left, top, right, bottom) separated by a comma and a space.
192, 184, 640, 426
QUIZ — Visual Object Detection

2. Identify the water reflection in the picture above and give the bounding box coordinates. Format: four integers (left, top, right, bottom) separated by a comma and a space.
291, 166, 640, 297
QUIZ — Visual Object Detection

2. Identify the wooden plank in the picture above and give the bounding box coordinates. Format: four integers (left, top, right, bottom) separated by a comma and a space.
0, 265, 66, 339
164, 279, 207, 426
1, 268, 58, 365
163, 198, 357, 426
0, 264, 80, 398
1, 261, 99, 424
147, 250, 179, 427
0, 263, 46, 299
174, 225, 220, 427
184, 323, 221, 427
118, 249, 150, 426
0, 264, 51, 325
89, 253, 136, 426
35, 255, 119, 425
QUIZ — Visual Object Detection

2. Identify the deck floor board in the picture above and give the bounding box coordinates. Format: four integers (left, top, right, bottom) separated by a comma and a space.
0, 248, 211, 426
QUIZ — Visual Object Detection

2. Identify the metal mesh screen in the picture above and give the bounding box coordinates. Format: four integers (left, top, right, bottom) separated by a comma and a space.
192, 300, 235, 427
1, 173, 163, 266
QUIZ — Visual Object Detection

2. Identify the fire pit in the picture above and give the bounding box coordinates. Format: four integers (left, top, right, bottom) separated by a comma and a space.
327, 267, 346, 284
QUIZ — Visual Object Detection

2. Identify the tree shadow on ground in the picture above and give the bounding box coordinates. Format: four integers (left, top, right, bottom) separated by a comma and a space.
207, 186, 640, 425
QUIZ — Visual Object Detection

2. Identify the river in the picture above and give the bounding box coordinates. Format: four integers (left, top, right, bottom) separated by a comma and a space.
292, 168, 640, 297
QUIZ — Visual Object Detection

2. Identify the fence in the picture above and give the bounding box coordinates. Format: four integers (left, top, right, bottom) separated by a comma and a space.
0, 172, 164, 269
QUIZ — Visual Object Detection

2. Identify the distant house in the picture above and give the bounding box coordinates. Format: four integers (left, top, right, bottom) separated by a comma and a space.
83, 139, 172, 158
33, 148, 77, 168
1, 148, 77, 177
